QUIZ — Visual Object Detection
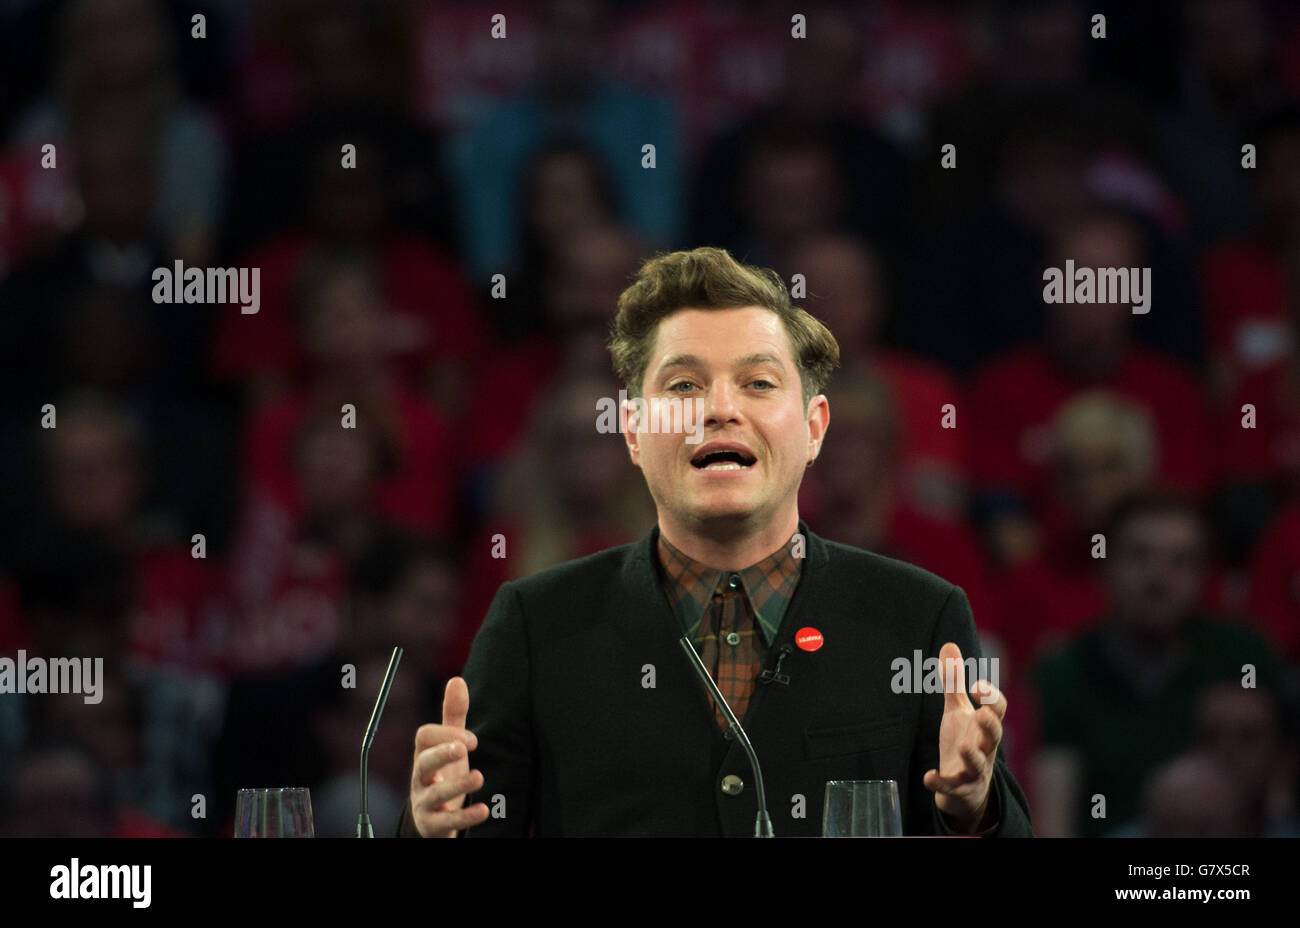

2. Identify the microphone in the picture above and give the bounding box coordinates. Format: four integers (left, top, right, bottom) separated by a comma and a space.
758, 644, 793, 685
358, 646, 404, 838
677, 636, 774, 838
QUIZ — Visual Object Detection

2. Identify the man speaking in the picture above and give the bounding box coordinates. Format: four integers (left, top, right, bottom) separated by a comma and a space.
400, 246, 1033, 837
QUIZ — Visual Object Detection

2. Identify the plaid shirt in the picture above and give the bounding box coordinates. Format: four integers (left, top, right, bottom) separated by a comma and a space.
656, 530, 802, 732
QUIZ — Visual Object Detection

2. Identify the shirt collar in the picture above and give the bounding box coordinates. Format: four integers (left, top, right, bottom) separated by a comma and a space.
654, 528, 803, 645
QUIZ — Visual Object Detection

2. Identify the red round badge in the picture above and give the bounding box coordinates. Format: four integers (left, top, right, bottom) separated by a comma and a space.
794, 627, 823, 652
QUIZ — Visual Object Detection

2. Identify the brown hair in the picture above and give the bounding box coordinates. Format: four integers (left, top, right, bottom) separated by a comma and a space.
607, 246, 841, 405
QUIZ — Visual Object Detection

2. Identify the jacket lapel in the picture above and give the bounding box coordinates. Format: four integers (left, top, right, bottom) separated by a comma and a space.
609, 521, 832, 733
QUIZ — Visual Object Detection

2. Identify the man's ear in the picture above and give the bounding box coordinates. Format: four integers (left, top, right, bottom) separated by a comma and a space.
807, 394, 830, 462
621, 395, 641, 465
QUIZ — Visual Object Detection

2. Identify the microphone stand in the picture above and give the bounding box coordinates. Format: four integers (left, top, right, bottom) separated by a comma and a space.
358, 646, 404, 838
678, 637, 775, 837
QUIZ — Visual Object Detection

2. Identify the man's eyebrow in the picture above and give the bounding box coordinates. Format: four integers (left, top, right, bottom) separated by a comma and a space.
655, 352, 788, 373
733, 352, 786, 369
656, 353, 706, 373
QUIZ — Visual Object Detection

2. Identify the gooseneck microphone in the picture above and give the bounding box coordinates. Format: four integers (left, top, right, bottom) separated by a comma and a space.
358, 646, 404, 838
677, 636, 774, 837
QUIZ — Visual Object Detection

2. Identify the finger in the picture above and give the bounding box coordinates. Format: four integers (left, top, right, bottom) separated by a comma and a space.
969, 680, 1007, 720
443, 676, 470, 731
938, 642, 967, 713
974, 708, 1003, 754
414, 740, 472, 786
415, 767, 484, 810
924, 767, 978, 793
959, 740, 988, 778
414, 722, 477, 754
417, 801, 491, 836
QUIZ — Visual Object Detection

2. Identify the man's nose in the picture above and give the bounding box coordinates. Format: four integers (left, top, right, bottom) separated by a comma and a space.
701, 380, 740, 424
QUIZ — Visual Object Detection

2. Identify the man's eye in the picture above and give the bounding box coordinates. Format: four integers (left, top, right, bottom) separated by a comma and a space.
750, 379, 774, 390
669, 381, 697, 393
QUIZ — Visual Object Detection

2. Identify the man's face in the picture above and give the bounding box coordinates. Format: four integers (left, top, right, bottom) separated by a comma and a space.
1195, 684, 1280, 800
1107, 511, 1206, 636
623, 307, 828, 535
1048, 218, 1138, 355
1054, 440, 1143, 530
790, 238, 882, 353
48, 418, 141, 533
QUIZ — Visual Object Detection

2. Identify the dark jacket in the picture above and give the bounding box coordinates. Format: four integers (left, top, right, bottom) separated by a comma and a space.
401, 521, 1033, 837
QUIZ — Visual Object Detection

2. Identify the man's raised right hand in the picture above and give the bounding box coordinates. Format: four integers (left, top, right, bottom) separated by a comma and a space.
409, 676, 490, 837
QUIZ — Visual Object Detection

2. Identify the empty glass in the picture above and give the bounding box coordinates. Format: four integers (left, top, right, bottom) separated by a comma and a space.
822, 779, 902, 837
234, 788, 315, 838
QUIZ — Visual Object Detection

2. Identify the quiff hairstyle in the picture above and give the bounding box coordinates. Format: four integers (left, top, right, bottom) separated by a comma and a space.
608, 246, 841, 406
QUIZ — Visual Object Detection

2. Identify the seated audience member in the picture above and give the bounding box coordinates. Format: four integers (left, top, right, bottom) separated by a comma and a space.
0, 734, 184, 838
1125, 752, 1254, 838
690, 5, 904, 262
788, 234, 967, 521
347, 531, 463, 680
229, 0, 459, 251
807, 365, 990, 627
1213, 303, 1300, 559
1156, 0, 1283, 251
729, 124, 853, 272
1205, 107, 1300, 555
31, 391, 222, 672
1108, 684, 1298, 838
1200, 105, 1300, 406
461, 223, 645, 516
987, 391, 1155, 670
1191, 681, 1299, 836
19, 402, 229, 828
239, 249, 457, 537
225, 413, 398, 673
900, 96, 1096, 376
10, 0, 229, 265
1030, 490, 1280, 836
488, 140, 623, 343
446, 0, 680, 281
454, 371, 655, 669
969, 207, 1214, 530
0, 103, 227, 546
213, 134, 487, 415
28, 663, 209, 834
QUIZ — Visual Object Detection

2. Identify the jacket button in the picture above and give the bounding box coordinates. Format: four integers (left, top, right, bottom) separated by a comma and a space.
725, 631, 741, 646
721, 774, 744, 796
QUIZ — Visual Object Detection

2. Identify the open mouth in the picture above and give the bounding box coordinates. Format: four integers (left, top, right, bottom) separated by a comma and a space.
690, 448, 757, 471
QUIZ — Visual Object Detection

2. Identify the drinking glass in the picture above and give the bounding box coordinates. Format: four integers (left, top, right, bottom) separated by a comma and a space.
234, 787, 315, 838
822, 779, 902, 837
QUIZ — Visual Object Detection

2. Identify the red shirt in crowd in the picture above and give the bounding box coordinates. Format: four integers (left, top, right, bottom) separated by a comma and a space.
210, 233, 489, 391
128, 546, 225, 674
1202, 238, 1294, 396
241, 382, 457, 536
872, 349, 967, 477
462, 338, 565, 467
219, 486, 350, 674
1217, 362, 1300, 484
968, 344, 1216, 508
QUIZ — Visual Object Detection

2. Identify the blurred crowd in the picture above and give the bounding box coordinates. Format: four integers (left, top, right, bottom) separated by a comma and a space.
0, 0, 1298, 838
